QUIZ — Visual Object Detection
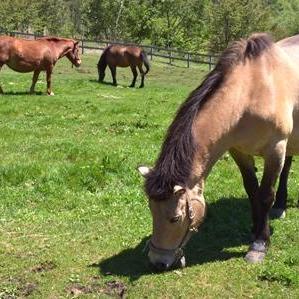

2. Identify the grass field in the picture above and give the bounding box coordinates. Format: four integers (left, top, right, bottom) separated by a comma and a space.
0, 54, 298, 299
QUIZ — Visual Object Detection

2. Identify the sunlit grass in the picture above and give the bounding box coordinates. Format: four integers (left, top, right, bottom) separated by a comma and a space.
0, 54, 298, 298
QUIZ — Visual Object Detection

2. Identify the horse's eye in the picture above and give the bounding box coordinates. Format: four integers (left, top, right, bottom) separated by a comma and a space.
170, 215, 181, 223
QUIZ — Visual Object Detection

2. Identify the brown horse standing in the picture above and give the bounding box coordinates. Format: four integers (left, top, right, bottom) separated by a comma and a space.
97, 45, 150, 88
0, 36, 81, 95
138, 33, 299, 271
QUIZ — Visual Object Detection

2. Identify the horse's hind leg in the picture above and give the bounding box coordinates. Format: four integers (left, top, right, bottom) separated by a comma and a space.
30, 70, 41, 94
270, 155, 292, 219
245, 140, 287, 263
109, 65, 117, 86
137, 64, 145, 88
129, 66, 138, 87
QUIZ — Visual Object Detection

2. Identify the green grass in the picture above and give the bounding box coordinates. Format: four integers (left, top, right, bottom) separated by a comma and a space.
0, 54, 298, 299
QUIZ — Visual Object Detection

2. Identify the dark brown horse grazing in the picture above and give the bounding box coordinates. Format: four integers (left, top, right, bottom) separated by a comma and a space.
138, 33, 299, 271
0, 36, 81, 95
97, 45, 150, 88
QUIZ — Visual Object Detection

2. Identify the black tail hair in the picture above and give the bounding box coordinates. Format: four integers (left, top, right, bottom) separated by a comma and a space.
141, 51, 150, 74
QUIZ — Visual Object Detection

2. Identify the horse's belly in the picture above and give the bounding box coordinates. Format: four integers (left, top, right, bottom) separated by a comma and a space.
7, 60, 37, 73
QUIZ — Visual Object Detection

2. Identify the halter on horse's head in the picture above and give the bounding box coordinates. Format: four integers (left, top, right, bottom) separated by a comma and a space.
138, 167, 206, 271
66, 41, 81, 67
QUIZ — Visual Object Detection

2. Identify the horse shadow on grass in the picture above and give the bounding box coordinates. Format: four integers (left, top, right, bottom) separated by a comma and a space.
89, 79, 133, 88
92, 197, 264, 281
1, 91, 43, 96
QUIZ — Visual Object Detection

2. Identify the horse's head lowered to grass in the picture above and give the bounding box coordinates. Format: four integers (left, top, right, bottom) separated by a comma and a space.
139, 166, 206, 271
65, 40, 81, 67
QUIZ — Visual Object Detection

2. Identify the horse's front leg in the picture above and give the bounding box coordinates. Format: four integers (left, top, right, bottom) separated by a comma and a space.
30, 70, 41, 94
46, 66, 54, 95
245, 140, 287, 263
230, 149, 259, 237
270, 155, 292, 219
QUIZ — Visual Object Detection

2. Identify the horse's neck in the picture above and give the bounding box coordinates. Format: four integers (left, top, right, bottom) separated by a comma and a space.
190, 81, 243, 185
51, 40, 72, 59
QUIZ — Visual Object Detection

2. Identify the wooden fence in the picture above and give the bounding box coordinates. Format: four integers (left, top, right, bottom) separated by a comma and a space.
0, 30, 219, 70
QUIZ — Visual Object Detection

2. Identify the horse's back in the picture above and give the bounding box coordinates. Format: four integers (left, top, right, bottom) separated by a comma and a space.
106, 45, 143, 67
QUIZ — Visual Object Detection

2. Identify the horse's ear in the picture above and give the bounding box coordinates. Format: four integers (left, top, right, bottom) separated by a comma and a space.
74, 41, 79, 46
173, 185, 186, 196
137, 166, 151, 177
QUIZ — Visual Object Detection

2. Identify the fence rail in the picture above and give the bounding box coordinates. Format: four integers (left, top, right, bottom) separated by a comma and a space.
0, 30, 219, 69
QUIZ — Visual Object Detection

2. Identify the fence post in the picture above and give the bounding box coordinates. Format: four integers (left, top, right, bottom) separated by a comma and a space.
81, 39, 84, 54
187, 53, 190, 68
209, 55, 212, 71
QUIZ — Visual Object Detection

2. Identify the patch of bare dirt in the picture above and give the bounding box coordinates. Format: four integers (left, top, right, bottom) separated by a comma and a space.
65, 278, 126, 298
66, 283, 95, 297
31, 261, 56, 273
20, 283, 38, 297
2, 279, 38, 298
105, 280, 126, 298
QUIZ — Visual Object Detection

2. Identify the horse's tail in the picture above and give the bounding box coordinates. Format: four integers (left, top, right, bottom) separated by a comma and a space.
141, 50, 150, 74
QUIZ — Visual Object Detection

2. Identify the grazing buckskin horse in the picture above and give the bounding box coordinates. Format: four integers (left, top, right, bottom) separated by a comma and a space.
138, 33, 299, 271
0, 36, 81, 95
97, 45, 150, 88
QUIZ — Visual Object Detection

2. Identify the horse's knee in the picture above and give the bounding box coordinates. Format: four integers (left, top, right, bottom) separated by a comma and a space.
259, 187, 275, 209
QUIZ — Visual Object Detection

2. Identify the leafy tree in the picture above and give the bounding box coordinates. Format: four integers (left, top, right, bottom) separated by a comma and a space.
206, 0, 272, 52
0, 0, 38, 32
148, 0, 207, 49
84, 0, 127, 39
270, 0, 299, 39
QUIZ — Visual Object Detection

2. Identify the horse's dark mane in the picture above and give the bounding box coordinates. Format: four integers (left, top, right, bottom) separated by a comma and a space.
145, 33, 273, 200
38, 37, 71, 42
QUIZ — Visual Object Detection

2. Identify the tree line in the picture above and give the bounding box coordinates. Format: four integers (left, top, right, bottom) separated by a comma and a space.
0, 0, 298, 52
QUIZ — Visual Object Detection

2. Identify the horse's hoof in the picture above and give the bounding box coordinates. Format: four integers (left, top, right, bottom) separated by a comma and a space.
176, 255, 186, 268
269, 208, 286, 219
245, 250, 266, 263
139, 85, 144, 88
47, 92, 55, 96
245, 240, 267, 263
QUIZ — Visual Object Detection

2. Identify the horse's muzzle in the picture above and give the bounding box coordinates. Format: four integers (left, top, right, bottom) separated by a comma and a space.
147, 241, 186, 272
74, 59, 81, 67
149, 253, 186, 272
